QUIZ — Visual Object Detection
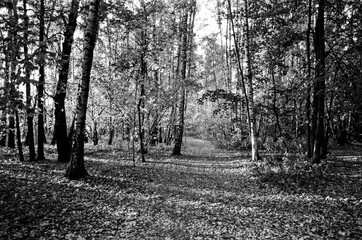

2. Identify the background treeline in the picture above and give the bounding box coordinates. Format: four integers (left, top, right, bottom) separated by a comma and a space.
1, 0, 361, 177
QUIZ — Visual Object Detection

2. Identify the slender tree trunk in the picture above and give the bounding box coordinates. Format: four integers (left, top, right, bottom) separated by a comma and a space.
271, 67, 281, 141
227, 0, 260, 161
93, 121, 98, 145
66, 0, 102, 180
37, 0, 46, 161
108, 116, 114, 145
137, 85, 146, 161
138, 47, 146, 160
305, 0, 313, 158
23, 0, 36, 161
7, 114, 15, 148
244, 0, 260, 161
312, 0, 326, 164
137, 0, 148, 162
6, 1, 18, 149
54, 0, 80, 162
15, 109, 24, 162
172, 7, 190, 156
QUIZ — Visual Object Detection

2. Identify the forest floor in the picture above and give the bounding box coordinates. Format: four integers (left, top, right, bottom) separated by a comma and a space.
0, 138, 362, 239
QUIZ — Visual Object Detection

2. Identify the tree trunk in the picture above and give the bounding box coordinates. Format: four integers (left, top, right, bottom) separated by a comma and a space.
137, 83, 146, 160
93, 121, 98, 145
66, 0, 102, 180
305, 0, 313, 158
312, 0, 326, 164
108, 121, 114, 145
227, 0, 260, 161
6, 1, 18, 149
23, 0, 36, 161
54, 0, 80, 162
137, 0, 148, 162
244, 0, 260, 161
37, 0, 46, 161
271, 67, 282, 141
15, 109, 24, 162
172, 6, 191, 156
7, 114, 15, 148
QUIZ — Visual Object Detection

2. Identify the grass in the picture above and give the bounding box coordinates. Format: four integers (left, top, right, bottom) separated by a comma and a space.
0, 138, 361, 239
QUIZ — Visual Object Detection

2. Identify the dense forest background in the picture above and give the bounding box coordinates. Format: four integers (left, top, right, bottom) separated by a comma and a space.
1, 0, 362, 175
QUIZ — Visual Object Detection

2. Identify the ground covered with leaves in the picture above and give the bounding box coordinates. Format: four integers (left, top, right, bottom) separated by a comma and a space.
1, 138, 362, 239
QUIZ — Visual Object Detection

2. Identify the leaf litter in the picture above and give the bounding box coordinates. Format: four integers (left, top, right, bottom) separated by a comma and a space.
0, 139, 361, 239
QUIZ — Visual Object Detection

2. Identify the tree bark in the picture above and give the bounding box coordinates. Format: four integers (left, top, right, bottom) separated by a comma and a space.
227, 0, 260, 161
6, 1, 19, 149
23, 0, 36, 161
312, 0, 326, 164
172, 4, 192, 156
244, 0, 260, 161
37, 0, 46, 161
271, 67, 281, 141
66, 0, 102, 180
54, 0, 80, 162
93, 121, 98, 145
15, 109, 24, 162
7, 113, 15, 148
137, 0, 149, 161
305, 0, 313, 158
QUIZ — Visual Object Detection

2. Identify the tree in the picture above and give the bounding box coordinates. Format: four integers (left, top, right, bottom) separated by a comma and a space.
65, 0, 102, 180
54, 0, 80, 162
3, 0, 19, 149
23, 0, 36, 162
305, 0, 313, 158
37, 0, 46, 161
243, 0, 260, 161
226, 0, 260, 161
172, 0, 196, 156
312, 0, 326, 164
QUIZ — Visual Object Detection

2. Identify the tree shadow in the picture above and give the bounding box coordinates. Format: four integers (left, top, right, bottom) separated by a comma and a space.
257, 159, 362, 199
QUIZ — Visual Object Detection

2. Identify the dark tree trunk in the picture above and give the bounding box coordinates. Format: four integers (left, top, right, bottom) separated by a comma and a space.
37, 0, 46, 161
312, 0, 326, 164
23, 0, 36, 161
108, 122, 114, 145
7, 114, 15, 148
15, 109, 24, 162
271, 68, 281, 141
172, 4, 193, 156
54, 0, 80, 162
66, 0, 101, 180
93, 121, 98, 145
50, 130, 56, 145
7, 3, 17, 150
137, 2, 148, 162
137, 83, 146, 159
305, 0, 313, 158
